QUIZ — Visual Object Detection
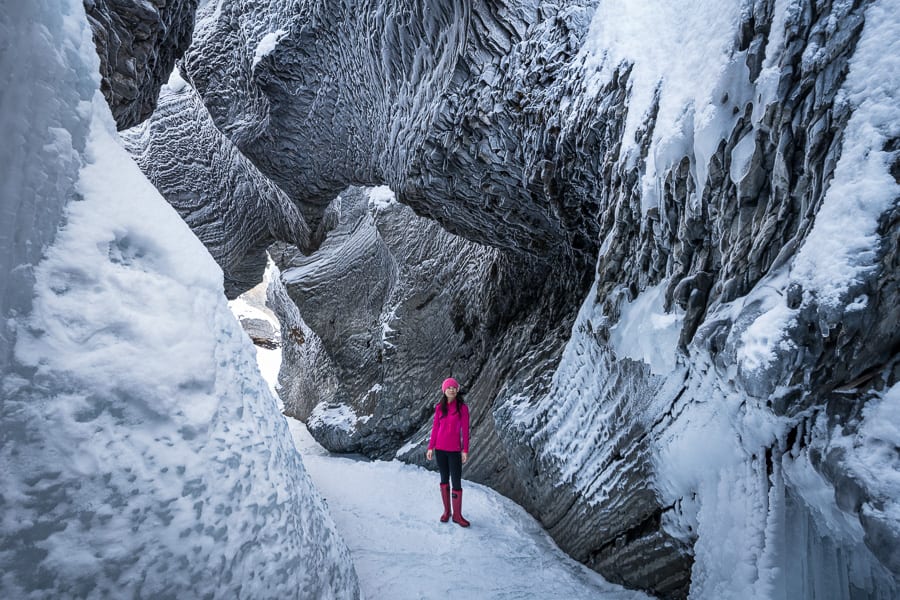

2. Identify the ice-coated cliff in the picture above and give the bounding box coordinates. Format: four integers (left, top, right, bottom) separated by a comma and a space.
119, 0, 898, 597
0, 1, 360, 597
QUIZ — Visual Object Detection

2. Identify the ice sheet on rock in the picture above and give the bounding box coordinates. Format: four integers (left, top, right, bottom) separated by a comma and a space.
0, 2, 359, 596
610, 282, 683, 376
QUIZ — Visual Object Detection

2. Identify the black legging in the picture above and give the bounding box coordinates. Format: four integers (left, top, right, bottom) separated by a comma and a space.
435, 450, 462, 489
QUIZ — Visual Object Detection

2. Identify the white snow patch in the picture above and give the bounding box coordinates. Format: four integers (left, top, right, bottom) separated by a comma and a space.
790, 1, 900, 310
309, 402, 360, 434
367, 185, 398, 211
737, 300, 797, 373
251, 29, 285, 68
165, 68, 189, 93
609, 282, 683, 375
394, 436, 426, 459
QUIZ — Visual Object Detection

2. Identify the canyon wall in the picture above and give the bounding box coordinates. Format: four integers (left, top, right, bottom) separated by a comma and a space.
129, 0, 899, 597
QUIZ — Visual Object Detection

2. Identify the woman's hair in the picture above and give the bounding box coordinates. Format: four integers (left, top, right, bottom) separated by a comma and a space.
439, 391, 466, 417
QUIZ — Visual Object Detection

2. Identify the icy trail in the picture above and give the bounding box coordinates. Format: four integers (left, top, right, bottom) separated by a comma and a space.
286, 422, 647, 600
230, 295, 648, 600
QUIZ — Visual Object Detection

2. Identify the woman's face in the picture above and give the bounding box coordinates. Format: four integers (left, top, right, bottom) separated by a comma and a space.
445, 386, 458, 400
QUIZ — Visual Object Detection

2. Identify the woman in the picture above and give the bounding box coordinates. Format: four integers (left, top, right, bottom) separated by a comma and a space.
426, 377, 471, 527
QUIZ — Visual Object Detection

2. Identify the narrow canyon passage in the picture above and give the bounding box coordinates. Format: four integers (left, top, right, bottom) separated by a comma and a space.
230, 275, 648, 599
3, 0, 899, 597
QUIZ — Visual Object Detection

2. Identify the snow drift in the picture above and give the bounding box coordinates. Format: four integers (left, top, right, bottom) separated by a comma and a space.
0, 1, 359, 597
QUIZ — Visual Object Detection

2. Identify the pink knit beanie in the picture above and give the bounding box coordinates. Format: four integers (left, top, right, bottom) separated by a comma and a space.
441, 378, 459, 393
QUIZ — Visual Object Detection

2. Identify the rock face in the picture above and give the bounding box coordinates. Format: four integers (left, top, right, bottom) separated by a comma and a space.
268, 187, 582, 506
142, 0, 899, 597
239, 317, 279, 348
121, 74, 319, 297
84, 0, 199, 130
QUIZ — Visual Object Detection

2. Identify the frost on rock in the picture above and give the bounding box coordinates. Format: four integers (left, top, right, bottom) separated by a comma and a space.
134, 0, 899, 596
121, 71, 316, 299
0, 2, 359, 597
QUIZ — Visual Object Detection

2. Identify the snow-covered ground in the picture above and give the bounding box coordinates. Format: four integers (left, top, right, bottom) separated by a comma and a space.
233, 280, 648, 600
287, 423, 647, 600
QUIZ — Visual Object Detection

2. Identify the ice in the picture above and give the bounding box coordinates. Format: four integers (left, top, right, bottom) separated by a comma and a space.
609, 282, 683, 375
0, 1, 359, 596
729, 130, 757, 185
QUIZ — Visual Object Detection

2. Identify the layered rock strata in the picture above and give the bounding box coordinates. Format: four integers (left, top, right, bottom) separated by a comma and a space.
121, 75, 320, 298
268, 187, 585, 505
84, 0, 199, 129
144, 0, 899, 597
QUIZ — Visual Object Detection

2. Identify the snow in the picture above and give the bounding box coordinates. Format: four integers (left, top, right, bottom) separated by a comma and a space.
366, 185, 398, 210
733, 267, 798, 375
290, 421, 648, 600
570, 5, 900, 593
609, 282, 683, 375
0, 1, 358, 596
0, 0, 97, 367
736, 299, 796, 373
580, 0, 749, 211
165, 67, 189, 93
251, 29, 285, 68
309, 402, 362, 434
790, 0, 900, 312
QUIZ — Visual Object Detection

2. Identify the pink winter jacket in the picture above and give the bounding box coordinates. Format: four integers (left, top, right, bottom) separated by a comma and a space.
427, 402, 470, 453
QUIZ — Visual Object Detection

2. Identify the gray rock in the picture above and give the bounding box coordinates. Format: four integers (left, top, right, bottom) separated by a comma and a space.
84, 0, 200, 130
140, 0, 900, 596
239, 317, 278, 349
120, 78, 319, 298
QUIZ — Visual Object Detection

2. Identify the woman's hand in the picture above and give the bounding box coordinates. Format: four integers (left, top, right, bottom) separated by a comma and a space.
426, 449, 433, 461
461, 452, 468, 464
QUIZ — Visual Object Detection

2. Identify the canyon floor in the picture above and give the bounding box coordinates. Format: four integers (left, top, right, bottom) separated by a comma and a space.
233, 295, 649, 599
